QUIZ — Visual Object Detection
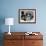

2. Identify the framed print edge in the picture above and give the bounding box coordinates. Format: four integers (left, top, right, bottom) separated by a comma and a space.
18, 9, 36, 24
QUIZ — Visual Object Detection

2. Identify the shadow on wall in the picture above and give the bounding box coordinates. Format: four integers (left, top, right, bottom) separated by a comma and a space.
0, 16, 5, 46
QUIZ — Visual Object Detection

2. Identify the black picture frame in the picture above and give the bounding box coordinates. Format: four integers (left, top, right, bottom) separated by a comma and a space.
18, 9, 36, 24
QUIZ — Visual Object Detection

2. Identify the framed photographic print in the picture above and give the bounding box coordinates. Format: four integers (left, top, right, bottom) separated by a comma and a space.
18, 9, 36, 24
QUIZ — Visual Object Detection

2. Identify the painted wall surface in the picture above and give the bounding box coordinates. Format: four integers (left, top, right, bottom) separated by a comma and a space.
0, 0, 46, 32
0, 0, 46, 46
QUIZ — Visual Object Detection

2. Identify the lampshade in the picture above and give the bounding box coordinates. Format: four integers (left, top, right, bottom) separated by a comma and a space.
5, 18, 14, 25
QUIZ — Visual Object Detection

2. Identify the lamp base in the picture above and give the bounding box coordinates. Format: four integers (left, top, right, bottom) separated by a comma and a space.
8, 32, 11, 35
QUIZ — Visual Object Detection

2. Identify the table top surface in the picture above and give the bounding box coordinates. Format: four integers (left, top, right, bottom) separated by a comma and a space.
4, 32, 43, 40
4, 32, 43, 35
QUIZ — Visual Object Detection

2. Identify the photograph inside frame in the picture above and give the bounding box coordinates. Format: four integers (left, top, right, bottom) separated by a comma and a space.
19, 9, 36, 23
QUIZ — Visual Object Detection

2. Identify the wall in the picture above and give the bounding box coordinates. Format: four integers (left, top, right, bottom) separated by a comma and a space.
0, 0, 46, 32
0, 0, 46, 46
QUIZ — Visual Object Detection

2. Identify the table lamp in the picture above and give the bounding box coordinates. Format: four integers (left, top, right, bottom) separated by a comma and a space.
5, 18, 14, 35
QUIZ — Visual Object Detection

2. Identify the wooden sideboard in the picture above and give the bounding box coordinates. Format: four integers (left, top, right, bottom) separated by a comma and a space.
4, 32, 43, 46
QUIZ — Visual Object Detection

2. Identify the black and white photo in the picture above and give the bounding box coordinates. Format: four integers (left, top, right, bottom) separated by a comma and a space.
19, 9, 36, 23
